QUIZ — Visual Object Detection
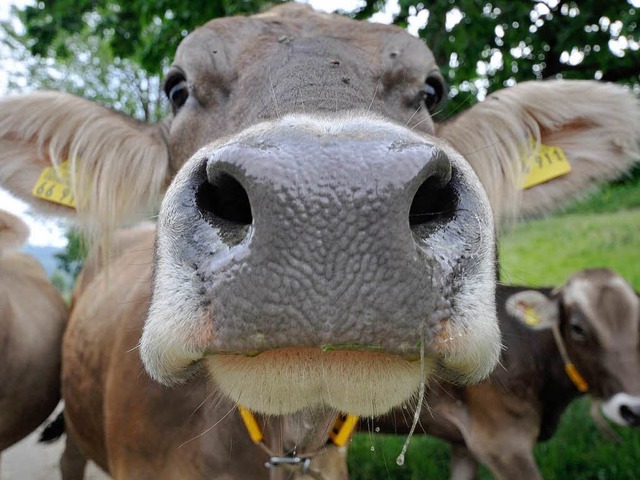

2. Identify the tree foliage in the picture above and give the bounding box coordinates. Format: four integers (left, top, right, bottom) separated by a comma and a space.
10, 0, 639, 117
386, 0, 640, 108
2, 15, 166, 121
20, 0, 283, 75
53, 229, 88, 279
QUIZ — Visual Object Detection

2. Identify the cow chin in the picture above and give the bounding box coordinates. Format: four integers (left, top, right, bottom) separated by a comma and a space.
204, 320, 500, 417
205, 349, 435, 416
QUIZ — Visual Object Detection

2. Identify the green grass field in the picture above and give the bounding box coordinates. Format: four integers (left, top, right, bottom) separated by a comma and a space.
348, 181, 640, 479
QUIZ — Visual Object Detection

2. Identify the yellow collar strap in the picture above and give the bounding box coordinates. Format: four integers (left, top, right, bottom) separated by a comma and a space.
328, 413, 360, 447
237, 406, 358, 477
238, 405, 358, 448
551, 325, 589, 393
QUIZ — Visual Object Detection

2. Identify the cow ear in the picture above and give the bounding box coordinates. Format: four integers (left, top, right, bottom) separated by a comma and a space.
505, 290, 558, 330
0, 91, 170, 237
437, 80, 640, 226
0, 209, 29, 255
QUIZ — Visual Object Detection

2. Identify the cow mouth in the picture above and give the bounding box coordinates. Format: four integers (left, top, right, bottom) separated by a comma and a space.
204, 347, 436, 416
203, 317, 497, 417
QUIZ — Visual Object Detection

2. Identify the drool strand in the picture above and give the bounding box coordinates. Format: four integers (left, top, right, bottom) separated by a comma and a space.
396, 336, 425, 466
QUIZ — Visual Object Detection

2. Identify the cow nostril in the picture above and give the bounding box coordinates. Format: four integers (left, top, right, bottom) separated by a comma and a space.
196, 172, 252, 226
409, 169, 457, 228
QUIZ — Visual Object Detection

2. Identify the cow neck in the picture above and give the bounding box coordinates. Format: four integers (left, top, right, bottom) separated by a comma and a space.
238, 406, 358, 479
551, 324, 589, 393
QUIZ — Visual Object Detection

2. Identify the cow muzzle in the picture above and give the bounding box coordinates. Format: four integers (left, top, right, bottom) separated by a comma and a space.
602, 393, 640, 427
141, 114, 500, 416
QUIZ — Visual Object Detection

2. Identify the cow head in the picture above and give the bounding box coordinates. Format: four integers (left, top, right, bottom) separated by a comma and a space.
0, 5, 639, 417
508, 269, 640, 427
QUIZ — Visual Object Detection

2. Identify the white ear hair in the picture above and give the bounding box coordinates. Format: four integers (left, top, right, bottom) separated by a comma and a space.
0, 209, 30, 254
506, 290, 558, 330
438, 80, 640, 225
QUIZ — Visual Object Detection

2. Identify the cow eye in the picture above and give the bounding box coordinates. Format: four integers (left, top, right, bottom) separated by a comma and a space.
569, 320, 588, 341
164, 71, 189, 111
420, 76, 445, 112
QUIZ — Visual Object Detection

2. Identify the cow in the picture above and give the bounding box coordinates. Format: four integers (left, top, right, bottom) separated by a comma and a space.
0, 209, 68, 458
0, 3, 639, 479
374, 268, 640, 480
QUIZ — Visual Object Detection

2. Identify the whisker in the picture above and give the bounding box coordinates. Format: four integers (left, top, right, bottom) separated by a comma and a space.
268, 65, 280, 119
409, 113, 435, 132
404, 104, 423, 128
191, 388, 218, 418
178, 404, 237, 448
354, 43, 383, 103
460, 131, 525, 157
439, 92, 476, 122
368, 80, 381, 112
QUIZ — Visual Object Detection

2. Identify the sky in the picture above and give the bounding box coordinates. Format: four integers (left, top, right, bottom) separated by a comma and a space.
0, 0, 401, 249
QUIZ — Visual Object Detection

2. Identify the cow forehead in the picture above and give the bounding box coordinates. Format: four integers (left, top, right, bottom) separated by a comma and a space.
175, 5, 436, 78
562, 270, 639, 342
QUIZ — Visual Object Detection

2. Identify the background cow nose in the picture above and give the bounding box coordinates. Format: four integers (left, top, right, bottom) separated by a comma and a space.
620, 404, 640, 426
602, 393, 640, 427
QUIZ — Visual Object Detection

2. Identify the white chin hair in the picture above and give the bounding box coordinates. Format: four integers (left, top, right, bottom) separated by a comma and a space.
206, 349, 435, 416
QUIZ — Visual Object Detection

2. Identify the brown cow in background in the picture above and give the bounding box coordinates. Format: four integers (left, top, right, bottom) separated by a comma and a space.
0, 3, 640, 479
375, 268, 640, 480
0, 210, 67, 458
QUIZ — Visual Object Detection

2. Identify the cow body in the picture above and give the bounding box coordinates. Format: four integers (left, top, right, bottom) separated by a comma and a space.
0, 210, 68, 453
61, 226, 348, 479
0, 4, 639, 479
376, 269, 640, 480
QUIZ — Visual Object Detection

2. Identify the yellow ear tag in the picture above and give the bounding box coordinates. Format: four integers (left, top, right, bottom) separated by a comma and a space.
32, 161, 76, 208
522, 144, 571, 189
521, 304, 541, 326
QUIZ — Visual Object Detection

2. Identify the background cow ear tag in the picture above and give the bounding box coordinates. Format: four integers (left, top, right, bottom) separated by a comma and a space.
519, 302, 541, 326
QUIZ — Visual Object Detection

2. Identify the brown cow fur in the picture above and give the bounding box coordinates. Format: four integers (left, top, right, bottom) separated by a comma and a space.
62, 226, 348, 479
0, 211, 68, 453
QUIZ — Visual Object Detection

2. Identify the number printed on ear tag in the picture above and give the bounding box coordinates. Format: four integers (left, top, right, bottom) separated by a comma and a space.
32, 161, 76, 208
522, 144, 571, 189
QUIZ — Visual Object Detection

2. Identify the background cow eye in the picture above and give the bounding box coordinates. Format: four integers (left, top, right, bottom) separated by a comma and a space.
421, 76, 445, 112
569, 320, 588, 341
164, 73, 189, 111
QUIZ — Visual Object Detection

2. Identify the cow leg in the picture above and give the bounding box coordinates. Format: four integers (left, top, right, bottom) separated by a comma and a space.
472, 447, 541, 480
450, 443, 478, 480
462, 417, 542, 480
60, 433, 87, 480
453, 385, 543, 480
